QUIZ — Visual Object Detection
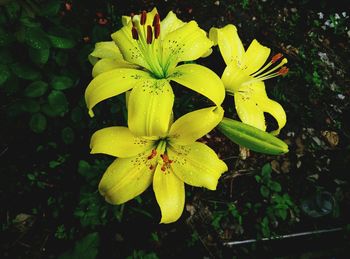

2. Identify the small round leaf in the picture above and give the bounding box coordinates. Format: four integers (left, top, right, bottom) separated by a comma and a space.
29, 113, 47, 133
24, 81, 48, 97
51, 76, 73, 90
48, 90, 69, 116
61, 127, 74, 144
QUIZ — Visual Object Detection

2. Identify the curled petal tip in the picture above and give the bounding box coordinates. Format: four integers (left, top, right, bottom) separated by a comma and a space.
88, 110, 95, 117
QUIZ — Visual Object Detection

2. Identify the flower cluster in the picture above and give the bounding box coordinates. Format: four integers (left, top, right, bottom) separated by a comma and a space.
85, 8, 289, 223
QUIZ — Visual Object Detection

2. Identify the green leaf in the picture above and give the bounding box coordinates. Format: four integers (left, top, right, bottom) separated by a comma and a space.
217, 117, 289, 155
51, 76, 74, 90
29, 47, 50, 64
53, 51, 69, 66
41, 102, 59, 117
0, 27, 13, 46
58, 232, 100, 259
48, 34, 75, 49
11, 62, 41, 80
276, 209, 288, 220
260, 185, 270, 198
61, 127, 74, 144
269, 181, 282, 192
78, 160, 91, 175
0, 64, 11, 85
0, 48, 14, 64
4, 1, 20, 21
254, 175, 261, 183
48, 90, 69, 116
29, 113, 47, 133
261, 163, 272, 178
24, 27, 50, 49
24, 81, 48, 97
40, 0, 61, 16
21, 99, 40, 113
48, 27, 76, 49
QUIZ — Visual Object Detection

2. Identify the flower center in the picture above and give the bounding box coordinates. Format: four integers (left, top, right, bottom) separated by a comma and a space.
131, 11, 166, 79
243, 53, 289, 86
146, 140, 172, 173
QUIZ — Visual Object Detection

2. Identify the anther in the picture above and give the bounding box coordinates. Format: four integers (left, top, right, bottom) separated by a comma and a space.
154, 23, 160, 39
140, 10, 147, 25
277, 66, 289, 76
161, 165, 166, 171
153, 13, 160, 26
147, 149, 157, 160
147, 25, 153, 44
131, 27, 139, 40
271, 53, 283, 63
149, 165, 154, 170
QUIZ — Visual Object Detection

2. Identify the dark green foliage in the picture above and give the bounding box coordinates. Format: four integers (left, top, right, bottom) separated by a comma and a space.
58, 232, 100, 259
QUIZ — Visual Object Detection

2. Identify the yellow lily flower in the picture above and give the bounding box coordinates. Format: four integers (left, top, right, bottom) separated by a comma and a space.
209, 24, 288, 135
85, 8, 225, 137
90, 106, 228, 223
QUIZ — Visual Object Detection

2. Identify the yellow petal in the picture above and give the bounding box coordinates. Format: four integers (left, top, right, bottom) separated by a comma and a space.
88, 41, 124, 65
242, 39, 270, 75
209, 24, 245, 66
221, 61, 251, 93
160, 11, 185, 39
169, 106, 224, 145
99, 155, 154, 204
153, 164, 185, 223
234, 89, 266, 131
169, 64, 225, 106
92, 59, 138, 77
121, 15, 130, 26
128, 79, 174, 137
90, 127, 155, 158
168, 142, 227, 190
251, 82, 286, 135
85, 68, 152, 117
111, 26, 152, 71
162, 21, 213, 67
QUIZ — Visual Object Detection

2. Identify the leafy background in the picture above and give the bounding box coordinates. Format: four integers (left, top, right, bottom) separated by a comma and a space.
1, 0, 350, 258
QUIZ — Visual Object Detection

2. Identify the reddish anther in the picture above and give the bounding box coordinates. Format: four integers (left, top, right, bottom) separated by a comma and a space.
147, 25, 153, 44
277, 66, 289, 76
161, 165, 166, 172
140, 10, 147, 25
147, 149, 157, 160
149, 165, 154, 170
154, 23, 160, 39
271, 53, 283, 63
153, 13, 160, 26
132, 27, 139, 40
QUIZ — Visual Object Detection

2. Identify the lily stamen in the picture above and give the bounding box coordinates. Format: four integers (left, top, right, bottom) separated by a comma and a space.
140, 10, 147, 25
147, 149, 157, 160
249, 57, 288, 81
147, 25, 153, 44
271, 53, 283, 63
131, 27, 139, 40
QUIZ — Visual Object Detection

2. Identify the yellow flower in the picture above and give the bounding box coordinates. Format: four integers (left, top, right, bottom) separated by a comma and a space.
90, 106, 228, 223
85, 8, 225, 137
209, 24, 288, 135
